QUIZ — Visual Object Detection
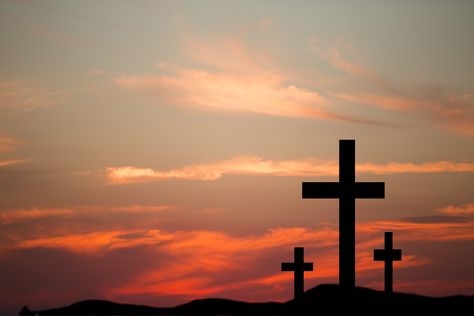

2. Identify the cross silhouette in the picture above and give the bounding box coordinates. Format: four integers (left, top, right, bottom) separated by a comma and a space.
374, 231, 402, 293
302, 139, 385, 288
281, 247, 314, 299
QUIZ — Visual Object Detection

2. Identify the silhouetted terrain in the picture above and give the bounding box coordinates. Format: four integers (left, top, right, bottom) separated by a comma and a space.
20, 284, 473, 316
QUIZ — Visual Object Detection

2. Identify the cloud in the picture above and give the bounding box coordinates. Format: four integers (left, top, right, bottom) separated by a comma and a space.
0, 131, 20, 153
437, 203, 474, 216
308, 37, 375, 79
12, 216, 472, 299
13, 229, 174, 254
113, 30, 474, 134
100, 156, 474, 184
0, 205, 175, 225
309, 37, 474, 136
0, 80, 66, 111
358, 218, 474, 242
357, 160, 474, 174
0, 159, 30, 168
4, 214, 473, 304
336, 91, 474, 135
115, 33, 380, 126
0, 208, 74, 225
115, 69, 374, 124
11, 227, 336, 255
0, 131, 30, 168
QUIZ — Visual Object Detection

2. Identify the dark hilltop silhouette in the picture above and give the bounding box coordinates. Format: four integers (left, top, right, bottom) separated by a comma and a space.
19, 284, 473, 316
18, 140, 474, 315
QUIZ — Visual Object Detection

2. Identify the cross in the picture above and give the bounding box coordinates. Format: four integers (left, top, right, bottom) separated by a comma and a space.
374, 231, 402, 293
302, 139, 385, 289
281, 247, 314, 299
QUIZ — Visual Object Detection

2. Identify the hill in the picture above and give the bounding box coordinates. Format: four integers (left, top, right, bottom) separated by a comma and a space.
19, 284, 473, 315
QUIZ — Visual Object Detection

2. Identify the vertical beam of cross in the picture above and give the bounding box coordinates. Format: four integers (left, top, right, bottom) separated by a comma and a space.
302, 140, 385, 289
281, 247, 314, 299
340, 139, 356, 290
374, 232, 402, 293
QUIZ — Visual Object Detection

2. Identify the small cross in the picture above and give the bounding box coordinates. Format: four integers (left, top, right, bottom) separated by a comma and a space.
281, 247, 314, 299
374, 231, 402, 293
302, 140, 385, 288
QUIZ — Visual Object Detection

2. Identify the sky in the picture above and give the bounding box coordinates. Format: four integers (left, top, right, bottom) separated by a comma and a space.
0, 0, 473, 314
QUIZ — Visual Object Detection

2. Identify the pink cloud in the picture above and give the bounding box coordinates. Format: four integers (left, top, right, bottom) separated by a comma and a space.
101, 156, 474, 184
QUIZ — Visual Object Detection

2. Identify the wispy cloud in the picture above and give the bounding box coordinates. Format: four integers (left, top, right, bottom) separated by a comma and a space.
115, 32, 474, 135
0, 131, 30, 168
115, 68, 372, 124
0, 80, 66, 111
99, 156, 474, 184
309, 37, 474, 136
0, 205, 175, 225
115, 34, 379, 125
437, 203, 474, 216
336, 91, 474, 135
308, 37, 375, 79
14, 229, 173, 254
0, 159, 30, 168
0, 208, 74, 225
0, 131, 20, 153
358, 218, 474, 242
9, 216, 473, 299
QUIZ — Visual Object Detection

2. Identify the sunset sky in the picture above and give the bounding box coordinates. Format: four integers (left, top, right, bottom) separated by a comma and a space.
1, 0, 474, 314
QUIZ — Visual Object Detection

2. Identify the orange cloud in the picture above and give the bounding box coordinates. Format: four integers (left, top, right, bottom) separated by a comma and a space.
358, 219, 474, 242
0, 132, 29, 168
9, 216, 474, 299
109, 220, 442, 299
115, 32, 380, 126
0, 131, 20, 152
437, 203, 474, 216
114, 69, 373, 124
0, 159, 30, 168
0, 80, 66, 111
0, 205, 175, 225
0, 208, 74, 225
14, 229, 174, 254
357, 161, 474, 174
101, 156, 474, 184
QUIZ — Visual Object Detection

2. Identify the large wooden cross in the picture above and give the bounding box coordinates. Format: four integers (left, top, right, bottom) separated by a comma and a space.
302, 139, 385, 288
374, 232, 402, 293
281, 247, 314, 298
